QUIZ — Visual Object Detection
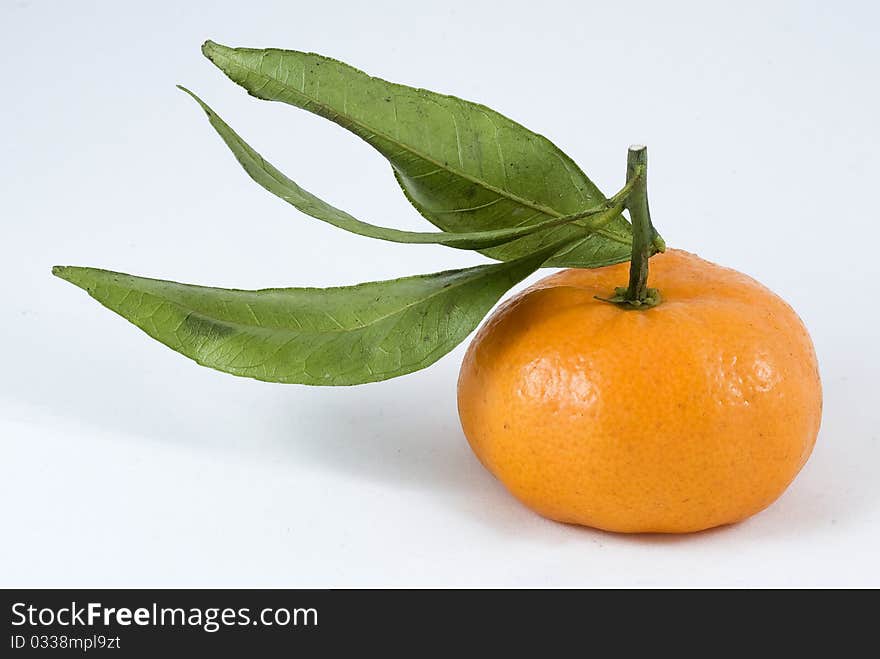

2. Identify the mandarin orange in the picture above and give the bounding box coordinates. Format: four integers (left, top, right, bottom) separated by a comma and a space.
457, 249, 821, 533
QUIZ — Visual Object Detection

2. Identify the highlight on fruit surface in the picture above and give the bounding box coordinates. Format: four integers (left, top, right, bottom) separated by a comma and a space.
54, 41, 822, 534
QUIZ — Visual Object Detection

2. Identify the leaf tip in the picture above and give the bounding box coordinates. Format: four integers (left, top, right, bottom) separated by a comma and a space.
52, 265, 82, 287
176, 85, 211, 116
176, 84, 196, 100
201, 39, 225, 61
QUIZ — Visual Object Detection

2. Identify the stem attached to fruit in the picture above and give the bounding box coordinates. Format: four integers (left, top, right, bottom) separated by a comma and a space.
596, 145, 665, 310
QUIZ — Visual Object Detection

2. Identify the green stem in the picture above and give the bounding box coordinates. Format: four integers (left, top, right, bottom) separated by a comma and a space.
596, 145, 664, 310
624, 146, 652, 300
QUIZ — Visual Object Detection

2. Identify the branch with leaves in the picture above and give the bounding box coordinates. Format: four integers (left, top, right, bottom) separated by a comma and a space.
54, 42, 663, 385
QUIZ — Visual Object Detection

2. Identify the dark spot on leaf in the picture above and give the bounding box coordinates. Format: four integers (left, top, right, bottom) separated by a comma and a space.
181, 313, 235, 340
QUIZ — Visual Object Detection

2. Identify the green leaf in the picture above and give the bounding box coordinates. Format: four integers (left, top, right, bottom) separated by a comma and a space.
52, 242, 566, 386
179, 85, 622, 251
201, 41, 633, 268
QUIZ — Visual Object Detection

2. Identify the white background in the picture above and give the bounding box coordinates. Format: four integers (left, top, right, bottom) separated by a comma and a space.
2, 0, 878, 587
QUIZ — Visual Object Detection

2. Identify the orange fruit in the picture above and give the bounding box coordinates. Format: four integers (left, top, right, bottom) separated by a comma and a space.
457, 249, 822, 533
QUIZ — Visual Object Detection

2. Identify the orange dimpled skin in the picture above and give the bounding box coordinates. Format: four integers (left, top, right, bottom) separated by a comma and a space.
457, 249, 822, 533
